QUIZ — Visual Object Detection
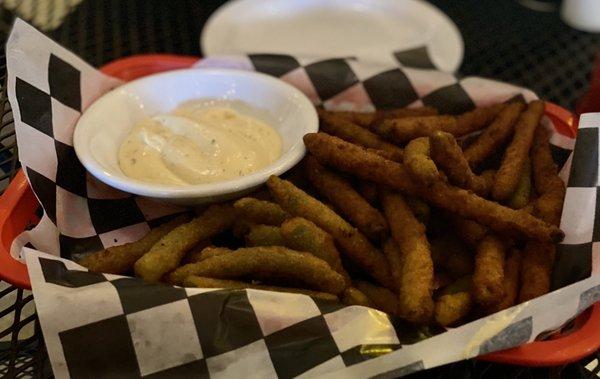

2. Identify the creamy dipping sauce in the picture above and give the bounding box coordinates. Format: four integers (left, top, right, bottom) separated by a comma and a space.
118, 103, 282, 185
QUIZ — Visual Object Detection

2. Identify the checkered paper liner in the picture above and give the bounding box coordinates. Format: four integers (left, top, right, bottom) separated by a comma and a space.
6, 19, 600, 378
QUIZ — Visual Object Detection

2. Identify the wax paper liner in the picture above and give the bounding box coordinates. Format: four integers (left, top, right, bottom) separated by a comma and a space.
6, 19, 600, 378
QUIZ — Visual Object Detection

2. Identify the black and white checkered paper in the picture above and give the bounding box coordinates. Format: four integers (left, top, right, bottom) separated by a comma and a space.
6, 19, 600, 378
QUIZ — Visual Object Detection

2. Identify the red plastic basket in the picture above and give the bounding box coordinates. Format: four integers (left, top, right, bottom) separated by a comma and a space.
0, 54, 597, 366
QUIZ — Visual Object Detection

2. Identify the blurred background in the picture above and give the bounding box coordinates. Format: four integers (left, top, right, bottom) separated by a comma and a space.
0, 0, 598, 378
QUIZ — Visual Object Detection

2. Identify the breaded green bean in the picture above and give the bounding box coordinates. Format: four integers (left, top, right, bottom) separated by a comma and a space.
267, 176, 394, 289
404, 137, 439, 185
305, 156, 389, 241
530, 126, 566, 226
440, 275, 472, 295
372, 105, 503, 144
488, 248, 521, 313
533, 189, 565, 229
508, 157, 532, 209
382, 237, 404, 283
519, 241, 555, 302
318, 109, 404, 161
430, 131, 488, 195
134, 204, 235, 282
492, 101, 545, 201
166, 246, 346, 295
531, 127, 564, 195
449, 104, 505, 135
342, 287, 371, 306
304, 133, 418, 195
381, 190, 434, 324
354, 280, 399, 316
374, 116, 454, 144
79, 215, 189, 274
518, 127, 565, 302
435, 291, 472, 327
245, 225, 285, 247
280, 217, 351, 285
184, 276, 338, 301
366, 148, 403, 163
382, 238, 403, 294
304, 133, 563, 243
184, 246, 232, 264
463, 102, 524, 169
472, 234, 506, 307
233, 197, 289, 226
480, 170, 496, 195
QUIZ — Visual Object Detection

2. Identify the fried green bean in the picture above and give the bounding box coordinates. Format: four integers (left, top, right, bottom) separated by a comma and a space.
305, 156, 389, 241
453, 217, 488, 249
233, 197, 289, 226
507, 157, 532, 209
381, 190, 434, 324
267, 176, 394, 289
530, 126, 566, 226
404, 137, 439, 186
79, 215, 190, 274
245, 225, 285, 247
519, 241, 555, 302
366, 148, 404, 163
341, 287, 371, 306
281, 217, 351, 285
372, 104, 503, 144
304, 133, 563, 243
430, 131, 488, 195
134, 204, 235, 282
382, 238, 403, 294
166, 246, 346, 295
354, 280, 399, 316
519, 126, 566, 302
181, 240, 213, 264
492, 100, 545, 201
318, 109, 404, 161
487, 248, 521, 313
472, 234, 506, 307
463, 102, 524, 169
435, 292, 472, 327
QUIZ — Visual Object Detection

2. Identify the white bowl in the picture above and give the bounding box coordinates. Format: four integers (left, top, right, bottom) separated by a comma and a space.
74, 68, 318, 205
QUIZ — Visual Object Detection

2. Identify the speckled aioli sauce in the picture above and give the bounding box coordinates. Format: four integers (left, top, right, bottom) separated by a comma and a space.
118, 104, 282, 185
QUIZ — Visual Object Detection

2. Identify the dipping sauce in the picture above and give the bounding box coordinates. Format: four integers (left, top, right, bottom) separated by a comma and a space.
118, 104, 282, 185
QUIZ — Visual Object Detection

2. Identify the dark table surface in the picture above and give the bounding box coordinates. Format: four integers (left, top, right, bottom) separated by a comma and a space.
30, 0, 600, 111
0, 0, 598, 378
433, 0, 600, 110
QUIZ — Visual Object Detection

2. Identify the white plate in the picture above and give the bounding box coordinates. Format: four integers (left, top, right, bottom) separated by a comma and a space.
74, 69, 318, 205
201, 0, 464, 72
